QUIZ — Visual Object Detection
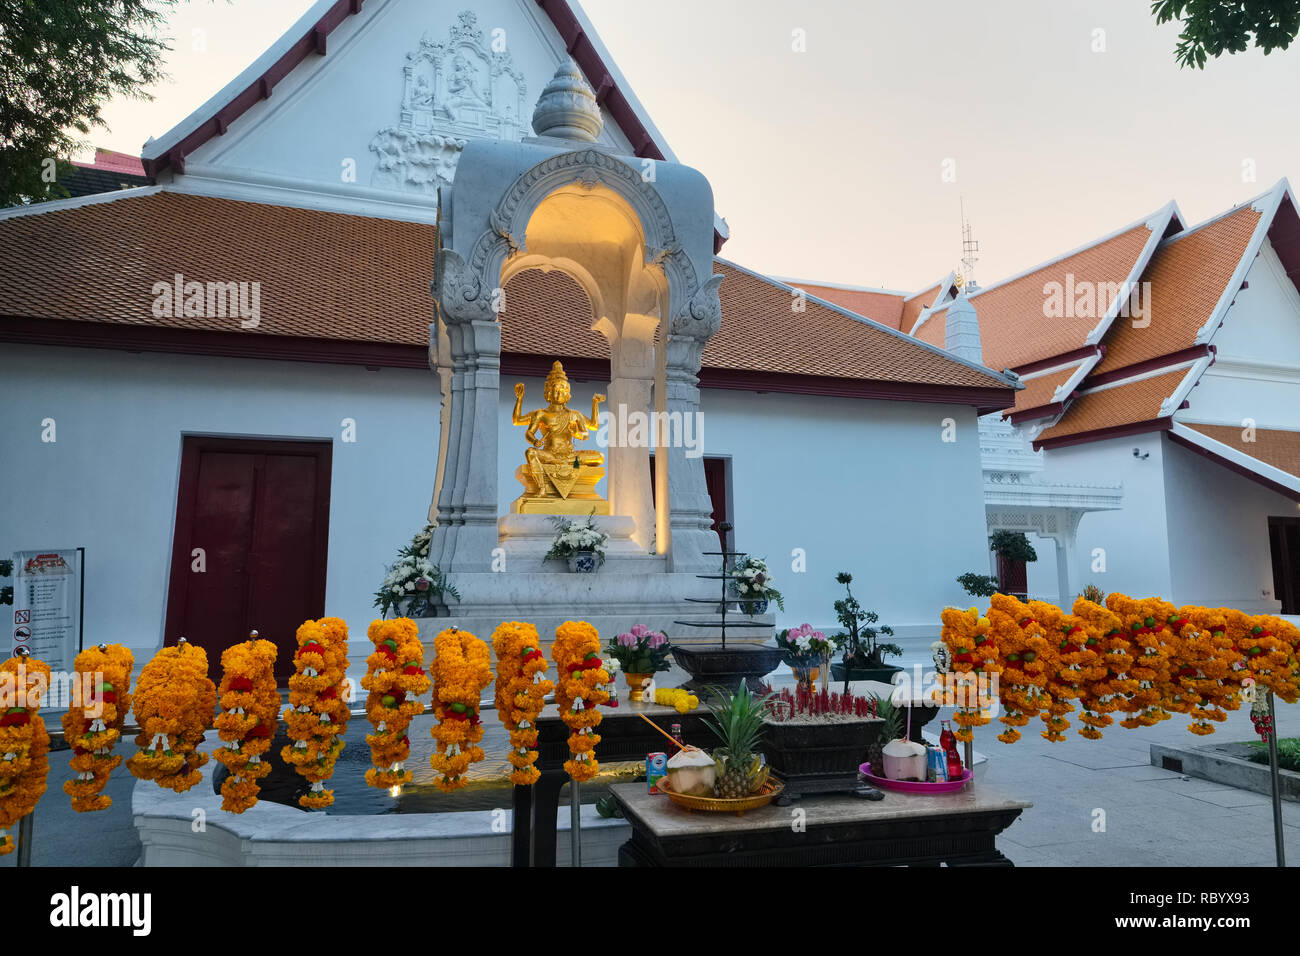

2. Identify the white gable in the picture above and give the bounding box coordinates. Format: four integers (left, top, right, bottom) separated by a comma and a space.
151, 0, 636, 207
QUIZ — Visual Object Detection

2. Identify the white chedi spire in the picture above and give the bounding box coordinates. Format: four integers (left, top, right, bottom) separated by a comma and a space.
531, 57, 603, 142
944, 290, 984, 366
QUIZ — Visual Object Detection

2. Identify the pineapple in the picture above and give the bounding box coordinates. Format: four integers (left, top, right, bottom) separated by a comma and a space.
702, 682, 771, 798
865, 694, 902, 775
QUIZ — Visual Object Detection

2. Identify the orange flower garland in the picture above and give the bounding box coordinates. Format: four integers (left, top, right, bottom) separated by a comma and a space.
127, 641, 217, 793
1105, 594, 1172, 728
0, 655, 51, 855
282, 617, 352, 809
62, 644, 134, 812
1072, 597, 1132, 739
1235, 613, 1300, 704
362, 618, 430, 790
430, 627, 494, 792
1030, 600, 1093, 742
1173, 606, 1239, 734
986, 594, 1052, 744
937, 607, 999, 742
213, 638, 279, 813
494, 621, 553, 786
551, 620, 610, 780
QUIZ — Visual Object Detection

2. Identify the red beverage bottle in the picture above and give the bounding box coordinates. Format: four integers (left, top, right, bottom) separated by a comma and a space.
939, 720, 963, 778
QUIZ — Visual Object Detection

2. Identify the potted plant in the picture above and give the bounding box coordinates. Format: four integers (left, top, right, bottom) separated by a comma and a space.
606, 624, 672, 702
729, 555, 784, 616
761, 684, 884, 797
830, 571, 902, 687
544, 513, 608, 572
775, 623, 838, 691
373, 524, 459, 618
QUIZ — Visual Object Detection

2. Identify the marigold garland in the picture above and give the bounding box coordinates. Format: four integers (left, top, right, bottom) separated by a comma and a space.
493, 621, 553, 786
362, 618, 430, 789
282, 617, 352, 808
0, 655, 51, 855
936, 606, 1000, 742
127, 641, 216, 793
62, 644, 134, 812
653, 687, 700, 714
213, 638, 279, 813
430, 627, 493, 792
551, 620, 610, 780
947, 594, 1298, 746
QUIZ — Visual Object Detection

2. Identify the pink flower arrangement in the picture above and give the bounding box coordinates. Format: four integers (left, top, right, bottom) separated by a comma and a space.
607, 624, 672, 674
776, 623, 838, 664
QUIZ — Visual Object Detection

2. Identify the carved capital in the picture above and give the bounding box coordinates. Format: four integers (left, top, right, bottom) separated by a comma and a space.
670, 274, 723, 342
435, 248, 496, 324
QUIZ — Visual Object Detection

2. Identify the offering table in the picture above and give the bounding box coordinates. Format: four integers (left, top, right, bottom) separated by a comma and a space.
511, 702, 712, 867
608, 781, 1030, 867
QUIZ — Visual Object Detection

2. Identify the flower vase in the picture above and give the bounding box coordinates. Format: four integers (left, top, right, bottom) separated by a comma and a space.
792, 663, 819, 693
566, 551, 598, 573
743, 597, 769, 616
623, 672, 653, 703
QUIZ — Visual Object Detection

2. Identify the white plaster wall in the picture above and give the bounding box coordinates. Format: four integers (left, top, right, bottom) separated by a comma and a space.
0, 345, 438, 660
1188, 239, 1300, 430
697, 390, 990, 638
1023, 532, 1060, 601
184, 0, 634, 190
1035, 433, 1173, 601
1162, 436, 1291, 611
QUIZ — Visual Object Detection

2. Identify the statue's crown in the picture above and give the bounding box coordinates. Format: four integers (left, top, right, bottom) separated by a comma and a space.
544, 360, 568, 391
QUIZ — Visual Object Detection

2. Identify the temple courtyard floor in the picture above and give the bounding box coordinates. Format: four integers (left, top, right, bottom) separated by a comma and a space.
5, 670, 1297, 867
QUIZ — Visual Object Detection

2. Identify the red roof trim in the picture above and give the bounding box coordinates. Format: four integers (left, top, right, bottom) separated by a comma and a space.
139, 0, 724, 247
1011, 345, 1102, 377
142, 0, 358, 180
1007, 401, 1065, 426
1081, 344, 1213, 390
1033, 417, 1172, 451
0, 316, 1012, 409
1168, 430, 1300, 503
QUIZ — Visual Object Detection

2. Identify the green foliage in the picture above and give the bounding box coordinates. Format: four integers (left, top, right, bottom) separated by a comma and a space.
1080, 583, 1106, 604
1, 1, 209, 207
833, 571, 897, 668
701, 682, 772, 763
595, 794, 623, 818
957, 572, 1001, 598
1152, 0, 1300, 68
1247, 737, 1300, 773
989, 530, 1037, 564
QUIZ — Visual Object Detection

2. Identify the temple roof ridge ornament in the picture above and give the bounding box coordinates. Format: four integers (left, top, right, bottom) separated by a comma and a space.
531, 57, 603, 142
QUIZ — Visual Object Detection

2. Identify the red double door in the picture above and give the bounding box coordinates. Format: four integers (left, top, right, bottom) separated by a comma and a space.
164, 437, 332, 682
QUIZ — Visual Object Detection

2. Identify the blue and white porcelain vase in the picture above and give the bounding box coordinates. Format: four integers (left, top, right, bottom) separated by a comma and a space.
567, 551, 598, 573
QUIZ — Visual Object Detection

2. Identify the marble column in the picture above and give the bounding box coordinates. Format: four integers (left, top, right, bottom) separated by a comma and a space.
661, 275, 723, 572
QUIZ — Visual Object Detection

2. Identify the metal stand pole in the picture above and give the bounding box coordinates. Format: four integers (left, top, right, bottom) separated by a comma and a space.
570, 781, 582, 867
964, 739, 974, 791
16, 812, 33, 867
1267, 693, 1286, 868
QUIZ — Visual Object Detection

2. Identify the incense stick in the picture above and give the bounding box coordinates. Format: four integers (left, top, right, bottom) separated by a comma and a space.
637, 712, 687, 750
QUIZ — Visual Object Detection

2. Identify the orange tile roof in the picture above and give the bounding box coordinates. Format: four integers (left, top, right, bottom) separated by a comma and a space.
787, 282, 905, 329
1033, 368, 1188, 444
1094, 205, 1261, 374
708, 262, 1005, 387
1183, 423, 1300, 482
913, 222, 1155, 371
0, 191, 434, 344
0, 191, 1010, 395
1007, 365, 1078, 419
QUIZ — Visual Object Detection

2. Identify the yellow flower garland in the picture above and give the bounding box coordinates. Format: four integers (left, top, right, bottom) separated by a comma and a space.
430, 627, 494, 792
551, 620, 610, 781
653, 687, 699, 714
282, 617, 352, 809
213, 638, 279, 813
127, 641, 216, 793
493, 622, 553, 786
0, 655, 51, 855
62, 644, 134, 812
1071, 597, 1130, 739
362, 618, 430, 790
986, 595, 1050, 744
939, 605, 1001, 742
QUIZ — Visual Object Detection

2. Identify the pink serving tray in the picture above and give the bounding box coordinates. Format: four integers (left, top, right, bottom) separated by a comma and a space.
859, 762, 972, 793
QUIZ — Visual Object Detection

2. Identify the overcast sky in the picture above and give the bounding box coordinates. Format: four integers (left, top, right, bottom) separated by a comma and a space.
94, 0, 1300, 292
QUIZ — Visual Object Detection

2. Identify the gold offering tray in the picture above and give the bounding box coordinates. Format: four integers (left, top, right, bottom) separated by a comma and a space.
655, 776, 784, 816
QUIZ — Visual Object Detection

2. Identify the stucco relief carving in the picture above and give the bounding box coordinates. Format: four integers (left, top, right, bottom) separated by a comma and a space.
369, 11, 528, 194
